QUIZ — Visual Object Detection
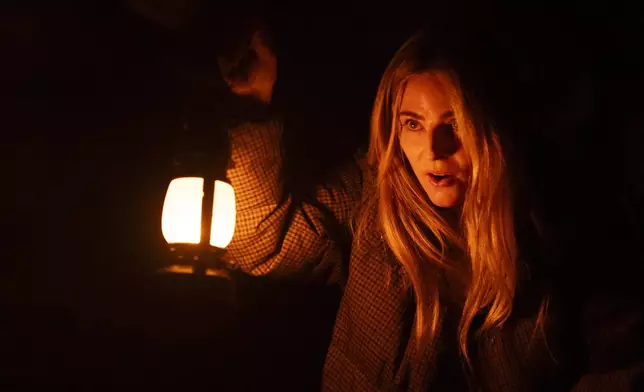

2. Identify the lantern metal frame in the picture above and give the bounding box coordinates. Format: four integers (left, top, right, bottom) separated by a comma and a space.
160, 114, 236, 278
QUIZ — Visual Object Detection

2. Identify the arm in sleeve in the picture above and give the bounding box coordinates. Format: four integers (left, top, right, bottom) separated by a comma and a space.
223, 119, 363, 284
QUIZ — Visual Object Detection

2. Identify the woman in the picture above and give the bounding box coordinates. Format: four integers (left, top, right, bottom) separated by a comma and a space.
223, 27, 644, 391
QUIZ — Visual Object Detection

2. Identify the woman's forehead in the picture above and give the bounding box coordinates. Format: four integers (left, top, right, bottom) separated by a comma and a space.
399, 72, 452, 120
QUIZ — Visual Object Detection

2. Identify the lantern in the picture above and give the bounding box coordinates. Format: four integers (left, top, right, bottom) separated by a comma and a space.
157, 74, 240, 277
157, 99, 237, 279
160, 175, 236, 276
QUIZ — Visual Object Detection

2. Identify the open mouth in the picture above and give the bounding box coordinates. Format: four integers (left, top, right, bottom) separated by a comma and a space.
428, 173, 455, 186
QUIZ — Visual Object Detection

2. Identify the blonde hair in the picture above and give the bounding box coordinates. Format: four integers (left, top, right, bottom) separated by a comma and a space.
360, 31, 522, 364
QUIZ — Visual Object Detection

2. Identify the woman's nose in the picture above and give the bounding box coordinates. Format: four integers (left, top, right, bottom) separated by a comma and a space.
427, 123, 460, 160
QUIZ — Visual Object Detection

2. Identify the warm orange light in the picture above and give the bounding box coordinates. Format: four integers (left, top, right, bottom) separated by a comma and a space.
210, 180, 236, 248
159, 265, 231, 277
162, 177, 204, 244
161, 264, 195, 274
161, 177, 236, 248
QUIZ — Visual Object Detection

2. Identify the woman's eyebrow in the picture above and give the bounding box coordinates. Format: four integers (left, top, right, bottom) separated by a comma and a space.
399, 110, 454, 121
399, 111, 425, 121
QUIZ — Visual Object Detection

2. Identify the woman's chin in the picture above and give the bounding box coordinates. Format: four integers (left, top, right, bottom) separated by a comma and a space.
431, 199, 458, 209
426, 190, 461, 209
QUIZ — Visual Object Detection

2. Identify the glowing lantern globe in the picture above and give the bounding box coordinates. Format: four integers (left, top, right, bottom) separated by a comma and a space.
160, 177, 236, 276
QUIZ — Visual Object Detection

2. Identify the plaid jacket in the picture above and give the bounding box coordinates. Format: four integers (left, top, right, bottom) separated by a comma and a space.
224, 120, 644, 392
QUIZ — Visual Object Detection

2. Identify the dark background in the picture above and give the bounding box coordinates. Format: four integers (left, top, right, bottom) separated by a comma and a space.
3, 0, 644, 390
2, 2, 419, 390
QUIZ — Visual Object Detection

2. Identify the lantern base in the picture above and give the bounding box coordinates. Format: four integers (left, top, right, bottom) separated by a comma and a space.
158, 264, 233, 279
161, 243, 233, 276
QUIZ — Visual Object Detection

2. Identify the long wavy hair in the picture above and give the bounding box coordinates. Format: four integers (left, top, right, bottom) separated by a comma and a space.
360, 30, 526, 364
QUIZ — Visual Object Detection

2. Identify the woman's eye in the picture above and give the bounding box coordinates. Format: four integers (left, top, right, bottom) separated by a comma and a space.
402, 119, 423, 131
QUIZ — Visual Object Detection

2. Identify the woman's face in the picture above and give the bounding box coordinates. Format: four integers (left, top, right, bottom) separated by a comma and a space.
398, 72, 470, 209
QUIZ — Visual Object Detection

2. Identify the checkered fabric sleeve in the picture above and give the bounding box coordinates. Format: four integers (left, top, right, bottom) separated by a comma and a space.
223, 119, 363, 282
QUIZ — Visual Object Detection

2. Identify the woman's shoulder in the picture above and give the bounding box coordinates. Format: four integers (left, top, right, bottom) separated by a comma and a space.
317, 150, 374, 210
